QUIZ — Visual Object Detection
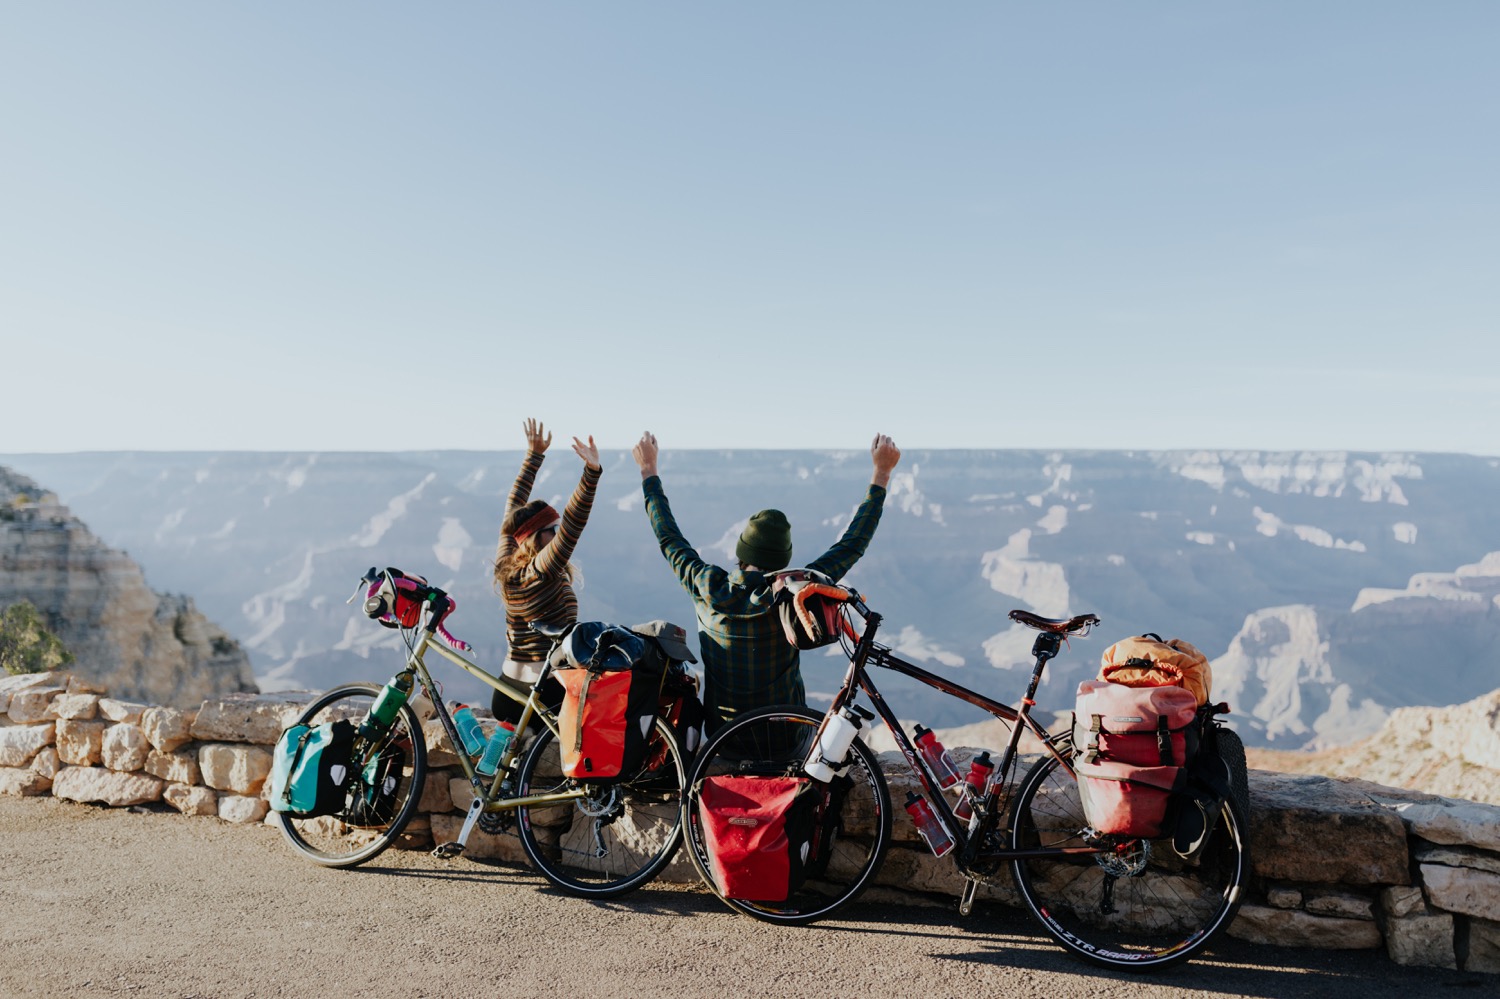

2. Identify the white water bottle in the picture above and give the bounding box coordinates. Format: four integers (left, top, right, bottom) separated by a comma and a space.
804, 707, 863, 782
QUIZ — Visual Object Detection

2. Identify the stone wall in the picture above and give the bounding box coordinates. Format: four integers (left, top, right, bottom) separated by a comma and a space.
2, 670, 1497, 974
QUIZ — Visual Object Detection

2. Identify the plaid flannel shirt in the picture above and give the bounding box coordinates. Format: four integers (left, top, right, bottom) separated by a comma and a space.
641, 475, 887, 732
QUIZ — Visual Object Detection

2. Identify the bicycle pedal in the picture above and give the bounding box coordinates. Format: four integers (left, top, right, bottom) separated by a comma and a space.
431, 841, 466, 860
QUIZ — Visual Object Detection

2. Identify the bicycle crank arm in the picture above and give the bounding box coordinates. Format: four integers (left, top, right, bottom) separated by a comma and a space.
958, 877, 980, 917
433, 796, 485, 860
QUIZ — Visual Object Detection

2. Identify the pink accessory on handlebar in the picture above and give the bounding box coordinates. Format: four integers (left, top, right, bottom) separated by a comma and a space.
363, 573, 472, 653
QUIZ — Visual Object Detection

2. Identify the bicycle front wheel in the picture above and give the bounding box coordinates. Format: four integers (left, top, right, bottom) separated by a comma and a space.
1009, 751, 1248, 970
514, 715, 685, 899
681, 705, 892, 926
274, 682, 428, 869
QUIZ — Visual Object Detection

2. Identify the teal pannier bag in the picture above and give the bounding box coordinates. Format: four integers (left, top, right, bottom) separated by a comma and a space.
269, 719, 356, 818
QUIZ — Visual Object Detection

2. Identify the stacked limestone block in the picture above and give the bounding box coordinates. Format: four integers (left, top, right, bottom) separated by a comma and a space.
4, 671, 1500, 973
874, 755, 1500, 974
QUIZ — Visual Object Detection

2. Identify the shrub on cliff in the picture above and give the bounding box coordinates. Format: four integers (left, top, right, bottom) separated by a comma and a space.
0, 600, 74, 675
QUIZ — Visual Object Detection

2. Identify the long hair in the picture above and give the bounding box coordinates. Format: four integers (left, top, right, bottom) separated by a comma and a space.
494, 499, 575, 590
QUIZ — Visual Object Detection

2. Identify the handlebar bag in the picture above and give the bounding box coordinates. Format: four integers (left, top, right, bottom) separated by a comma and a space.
1070, 679, 1199, 838
269, 719, 356, 818
771, 570, 848, 650
554, 622, 667, 782
699, 774, 828, 902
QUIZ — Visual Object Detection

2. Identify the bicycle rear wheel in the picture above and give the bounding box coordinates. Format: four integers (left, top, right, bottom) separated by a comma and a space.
1009, 751, 1248, 970
681, 706, 892, 926
274, 683, 428, 868
514, 715, 685, 899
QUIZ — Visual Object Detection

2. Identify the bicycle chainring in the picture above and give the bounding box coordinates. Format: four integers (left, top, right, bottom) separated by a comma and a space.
477, 809, 514, 835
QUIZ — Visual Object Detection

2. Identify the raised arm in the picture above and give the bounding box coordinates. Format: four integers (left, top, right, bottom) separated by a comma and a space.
531, 435, 602, 578
807, 433, 901, 581
496, 418, 552, 565
634, 431, 720, 595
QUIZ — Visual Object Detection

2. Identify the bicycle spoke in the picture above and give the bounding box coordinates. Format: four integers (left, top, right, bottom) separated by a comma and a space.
681, 707, 892, 926
1010, 753, 1247, 969
516, 719, 685, 898
274, 684, 428, 869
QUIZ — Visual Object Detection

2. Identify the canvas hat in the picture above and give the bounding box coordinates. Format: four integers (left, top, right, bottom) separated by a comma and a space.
631, 620, 698, 664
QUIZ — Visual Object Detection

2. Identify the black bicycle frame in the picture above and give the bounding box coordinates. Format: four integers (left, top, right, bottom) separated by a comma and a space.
823, 608, 1093, 869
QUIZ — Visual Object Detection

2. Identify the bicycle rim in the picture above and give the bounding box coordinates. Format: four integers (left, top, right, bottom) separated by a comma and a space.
515, 716, 685, 899
275, 683, 428, 869
681, 706, 892, 926
1009, 753, 1248, 970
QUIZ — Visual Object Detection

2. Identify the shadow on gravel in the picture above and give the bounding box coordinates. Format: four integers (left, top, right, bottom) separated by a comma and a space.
736, 900, 1495, 997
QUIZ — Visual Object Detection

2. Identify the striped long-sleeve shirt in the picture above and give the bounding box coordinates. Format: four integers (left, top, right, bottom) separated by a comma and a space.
642, 475, 887, 732
496, 451, 601, 663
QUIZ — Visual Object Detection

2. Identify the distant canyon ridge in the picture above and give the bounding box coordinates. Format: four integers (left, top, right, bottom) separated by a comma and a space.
0, 467, 256, 706
2, 448, 1498, 749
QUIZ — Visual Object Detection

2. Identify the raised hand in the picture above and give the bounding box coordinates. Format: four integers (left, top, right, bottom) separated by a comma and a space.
870, 433, 901, 487
572, 435, 601, 471
523, 418, 552, 454
632, 431, 659, 478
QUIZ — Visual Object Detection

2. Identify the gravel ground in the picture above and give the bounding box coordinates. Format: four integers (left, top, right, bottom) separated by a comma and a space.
0, 795, 1490, 998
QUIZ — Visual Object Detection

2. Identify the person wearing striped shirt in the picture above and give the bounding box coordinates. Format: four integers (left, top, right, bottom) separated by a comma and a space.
491, 418, 601, 727
631, 431, 902, 733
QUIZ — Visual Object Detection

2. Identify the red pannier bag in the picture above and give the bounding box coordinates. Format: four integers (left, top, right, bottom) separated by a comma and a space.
1071, 679, 1199, 838
699, 775, 827, 902
554, 622, 667, 782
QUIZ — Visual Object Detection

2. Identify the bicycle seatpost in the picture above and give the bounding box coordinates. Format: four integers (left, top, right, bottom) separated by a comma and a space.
1017, 632, 1062, 717
1031, 631, 1062, 664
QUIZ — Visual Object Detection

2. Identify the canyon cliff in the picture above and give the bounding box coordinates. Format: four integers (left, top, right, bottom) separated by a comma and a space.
0, 467, 257, 707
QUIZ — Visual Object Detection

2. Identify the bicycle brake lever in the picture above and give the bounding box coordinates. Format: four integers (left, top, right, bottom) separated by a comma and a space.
346, 567, 380, 605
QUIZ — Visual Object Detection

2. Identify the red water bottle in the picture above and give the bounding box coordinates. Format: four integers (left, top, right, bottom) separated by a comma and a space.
952, 751, 995, 823
912, 725, 959, 789
904, 792, 955, 857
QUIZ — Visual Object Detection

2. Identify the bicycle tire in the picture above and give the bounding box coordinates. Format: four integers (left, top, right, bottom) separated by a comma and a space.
274, 682, 428, 869
1009, 750, 1248, 970
514, 714, 685, 899
681, 705, 892, 926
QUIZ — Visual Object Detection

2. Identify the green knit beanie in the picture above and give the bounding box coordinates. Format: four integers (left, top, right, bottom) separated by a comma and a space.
736, 509, 792, 571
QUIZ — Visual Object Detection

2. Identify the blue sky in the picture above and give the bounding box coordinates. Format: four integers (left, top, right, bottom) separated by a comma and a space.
4, 4, 1497, 455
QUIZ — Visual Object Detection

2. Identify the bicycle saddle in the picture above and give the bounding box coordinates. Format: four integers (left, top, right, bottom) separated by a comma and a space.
1008, 610, 1101, 635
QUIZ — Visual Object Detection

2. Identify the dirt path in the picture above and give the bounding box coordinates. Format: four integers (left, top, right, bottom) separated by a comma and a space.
0, 796, 1485, 998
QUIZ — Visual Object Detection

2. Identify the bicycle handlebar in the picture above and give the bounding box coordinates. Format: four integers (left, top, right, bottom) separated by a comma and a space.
353, 566, 472, 653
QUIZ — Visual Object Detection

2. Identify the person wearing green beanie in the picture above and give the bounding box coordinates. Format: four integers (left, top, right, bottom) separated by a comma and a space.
632, 432, 902, 732
735, 509, 793, 571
